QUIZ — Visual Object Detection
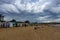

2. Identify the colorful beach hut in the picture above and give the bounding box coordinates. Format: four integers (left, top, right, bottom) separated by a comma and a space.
4, 22, 10, 28
10, 19, 17, 27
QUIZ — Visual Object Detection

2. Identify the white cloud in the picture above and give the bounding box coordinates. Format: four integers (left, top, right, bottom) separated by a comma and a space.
53, 19, 60, 22
13, 0, 51, 13
0, 0, 60, 14
37, 16, 50, 20
47, 19, 60, 23
37, 16, 60, 23
0, 0, 55, 13
50, 6, 60, 13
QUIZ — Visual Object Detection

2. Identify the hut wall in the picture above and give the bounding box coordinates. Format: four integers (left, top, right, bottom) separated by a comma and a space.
9, 22, 18, 27
2, 22, 10, 28
24, 23, 29, 27
17, 23, 23, 27
13, 22, 17, 27
9, 22, 14, 27
0, 22, 2, 27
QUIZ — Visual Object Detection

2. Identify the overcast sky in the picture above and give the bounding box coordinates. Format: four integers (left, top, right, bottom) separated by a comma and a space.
0, 0, 60, 23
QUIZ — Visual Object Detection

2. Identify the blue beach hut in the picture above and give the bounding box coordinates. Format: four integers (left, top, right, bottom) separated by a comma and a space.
10, 19, 17, 27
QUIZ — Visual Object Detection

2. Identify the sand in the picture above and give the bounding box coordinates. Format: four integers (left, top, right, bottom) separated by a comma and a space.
0, 26, 60, 40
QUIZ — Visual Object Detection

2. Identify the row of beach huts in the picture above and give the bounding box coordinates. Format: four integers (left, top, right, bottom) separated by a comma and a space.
0, 20, 30, 28
0, 14, 30, 28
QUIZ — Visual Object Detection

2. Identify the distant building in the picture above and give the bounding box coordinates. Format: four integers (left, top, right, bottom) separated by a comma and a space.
0, 14, 4, 21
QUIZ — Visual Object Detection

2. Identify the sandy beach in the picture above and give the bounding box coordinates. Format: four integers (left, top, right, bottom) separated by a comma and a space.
0, 25, 60, 40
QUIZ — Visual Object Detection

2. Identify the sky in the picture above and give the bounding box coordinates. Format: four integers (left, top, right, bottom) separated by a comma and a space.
0, 0, 60, 23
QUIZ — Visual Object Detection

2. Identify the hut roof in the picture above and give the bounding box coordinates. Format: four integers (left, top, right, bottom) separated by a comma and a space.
10, 19, 16, 22
17, 21, 24, 23
25, 20, 30, 23
0, 20, 6, 22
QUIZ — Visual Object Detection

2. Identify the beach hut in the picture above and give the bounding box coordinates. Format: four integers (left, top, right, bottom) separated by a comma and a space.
2, 22, 10, 28
0, 14, 4, 21
13, 22, 17, 27
0, 22, 2, 28
0, 14, 5, 28
10, 19, 17, 27
1, 22, 5, 28
17, 22, 23, 27
0, 21, 6, 28
9, 22, 14, 27
6, 22, 10, 28
24, 20, 30, 27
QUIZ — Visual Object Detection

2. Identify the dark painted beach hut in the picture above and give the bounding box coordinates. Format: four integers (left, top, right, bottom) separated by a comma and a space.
0, 14, 5, 28
0, 14, 4, 21
0, 21, 6, 28
24, 20, 30, 27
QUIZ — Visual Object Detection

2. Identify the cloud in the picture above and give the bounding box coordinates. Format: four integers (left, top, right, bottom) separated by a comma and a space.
36, 15, 60, 23
37, 16, 50, 20
14, 0, 51, 13
4, 15, 12, 21
0, 0, 60, 14
36, 15, 53, 22
0, 0, 57, 14
0, 0, 60, 22
49, 6, 60, 13
0, 4, 20, 14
